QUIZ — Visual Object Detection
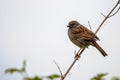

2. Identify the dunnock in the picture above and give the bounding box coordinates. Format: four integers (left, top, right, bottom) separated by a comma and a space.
67, 20, 107, 57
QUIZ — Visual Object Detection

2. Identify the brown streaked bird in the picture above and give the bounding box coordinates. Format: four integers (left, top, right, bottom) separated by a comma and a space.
67, 20, 108, 57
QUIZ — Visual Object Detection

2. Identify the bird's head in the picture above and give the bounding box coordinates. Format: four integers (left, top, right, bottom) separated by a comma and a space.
67, 20, 80, 28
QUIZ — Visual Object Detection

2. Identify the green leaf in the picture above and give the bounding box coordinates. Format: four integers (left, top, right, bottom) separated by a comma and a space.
5, 68, 21, 74
24, 76, 42, 80
5, 60, 27, 74
47, 74, 60, 80
91, 73, 108, 80
112, 77, 120, 80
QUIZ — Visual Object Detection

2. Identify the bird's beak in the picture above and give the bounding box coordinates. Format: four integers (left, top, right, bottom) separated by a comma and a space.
67, 25, 70, 28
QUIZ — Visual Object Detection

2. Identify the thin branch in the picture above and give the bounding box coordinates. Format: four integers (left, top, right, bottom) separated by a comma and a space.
100, 12, 106, 17
109, 6, 120, 17
60, 48, 85, 80
95, 0, 120, 34
88, 21, 92, 31
100, 6, 120, 18
54, 60, 63, 78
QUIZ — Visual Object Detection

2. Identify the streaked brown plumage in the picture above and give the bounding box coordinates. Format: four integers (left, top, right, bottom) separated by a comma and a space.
67, 20, 107, 57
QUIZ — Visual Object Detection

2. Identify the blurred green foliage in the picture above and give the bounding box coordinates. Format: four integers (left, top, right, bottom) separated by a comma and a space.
111, 77, 120, 80
91, 73, 108, 80
5, 60, 60, 80
5, 60, 120, 80
47, 74, 60, 80
5, 60, 26, 74
91, 73, 120, 80
24, 76, 42, 80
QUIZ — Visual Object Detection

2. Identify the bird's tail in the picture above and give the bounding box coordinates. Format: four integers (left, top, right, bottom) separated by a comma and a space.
93, 41, 108, 57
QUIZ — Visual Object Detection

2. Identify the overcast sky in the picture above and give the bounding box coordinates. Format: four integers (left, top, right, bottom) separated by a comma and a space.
0, 0, 120, 80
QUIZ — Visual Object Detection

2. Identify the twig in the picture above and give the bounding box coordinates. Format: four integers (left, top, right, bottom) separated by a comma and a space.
100, 12, 106, 17
109, 6, 120, 17
54, 60, 63, 78
100, 6, 120, 18
95, 0, 120, 34
60, 48, 85, 80
88, 21, 92, 31
60, 0, 120, 80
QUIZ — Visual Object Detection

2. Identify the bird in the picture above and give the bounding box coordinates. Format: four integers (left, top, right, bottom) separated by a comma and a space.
67, 20, 108, 57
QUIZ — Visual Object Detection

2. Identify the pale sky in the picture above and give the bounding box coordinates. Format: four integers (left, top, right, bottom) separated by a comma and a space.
0, 0, 120, 80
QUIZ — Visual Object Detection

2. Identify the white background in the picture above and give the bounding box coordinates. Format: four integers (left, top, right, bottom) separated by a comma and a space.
0, 0, 120, 80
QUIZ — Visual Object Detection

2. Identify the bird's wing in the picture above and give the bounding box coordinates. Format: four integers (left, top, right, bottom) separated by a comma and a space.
77, 25, 97, 40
